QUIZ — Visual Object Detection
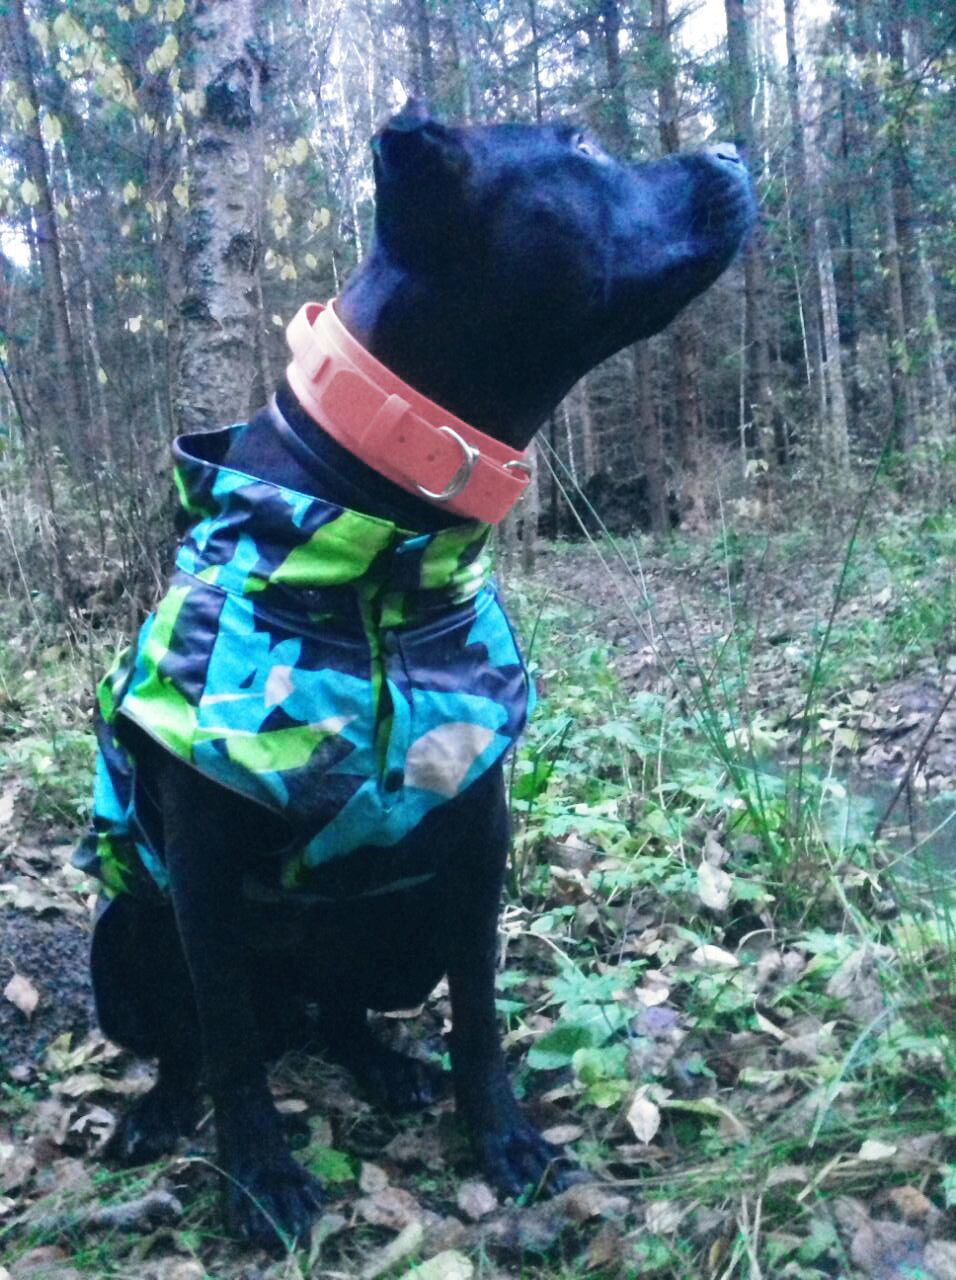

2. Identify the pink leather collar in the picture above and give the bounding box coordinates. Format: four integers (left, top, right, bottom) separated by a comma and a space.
286, 301, 531, 524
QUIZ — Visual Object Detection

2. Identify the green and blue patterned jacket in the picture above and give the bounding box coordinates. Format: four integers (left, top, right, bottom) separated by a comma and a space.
76, 425, 533, 902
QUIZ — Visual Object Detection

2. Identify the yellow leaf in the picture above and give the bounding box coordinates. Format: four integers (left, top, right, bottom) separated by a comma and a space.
134, 0, 150, 13
315, 207, 331, 230
269, 191, 287, 217
120, 221, 132, 237
19, 178, 40, 206
28, 18, 50, 49
290, 136, 309, 165
15, 96, 37, 125
52, 12, 85, 44
182, 89, 204, 115
152, 33, 178, 71
122, 180, 138, 203
126, 315, 142, 333
166, 0, 185, 17
56, 200, 69, 220
304, 252, 318, 270
172, 181, 189, 208
271, 314, 284, 327
263, 248, 277, 271
280, 261, 298, 281
96, 367, 109, 386
117, 5, 131, 19
41, 114, 63, 145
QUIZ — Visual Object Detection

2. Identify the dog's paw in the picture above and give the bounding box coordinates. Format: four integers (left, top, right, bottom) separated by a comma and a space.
223, 1151, 324, 1249
106, 1079, 200, 1165
352, 1045, 445, 1112
476, 1116, 574, 1200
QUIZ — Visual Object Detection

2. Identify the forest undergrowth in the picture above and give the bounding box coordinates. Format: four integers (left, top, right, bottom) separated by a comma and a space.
1, 475, 955, 1279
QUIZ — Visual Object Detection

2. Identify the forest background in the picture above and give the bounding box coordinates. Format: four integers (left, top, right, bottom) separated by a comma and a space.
1, 0, 956, 1277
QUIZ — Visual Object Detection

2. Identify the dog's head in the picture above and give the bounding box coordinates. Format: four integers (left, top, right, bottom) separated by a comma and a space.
371, 102, 755, 353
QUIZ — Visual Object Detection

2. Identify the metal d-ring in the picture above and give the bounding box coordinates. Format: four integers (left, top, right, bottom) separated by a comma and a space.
504, 459, 533, 478
416, 426, 479, 502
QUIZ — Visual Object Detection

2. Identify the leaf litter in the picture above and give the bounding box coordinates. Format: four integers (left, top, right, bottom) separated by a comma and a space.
1, 531, 955, 1276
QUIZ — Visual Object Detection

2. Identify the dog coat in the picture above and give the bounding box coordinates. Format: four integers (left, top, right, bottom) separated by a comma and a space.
75, 426, 533, 902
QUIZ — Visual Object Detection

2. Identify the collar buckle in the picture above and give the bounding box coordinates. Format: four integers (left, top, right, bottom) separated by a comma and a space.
415, 426, 479, 502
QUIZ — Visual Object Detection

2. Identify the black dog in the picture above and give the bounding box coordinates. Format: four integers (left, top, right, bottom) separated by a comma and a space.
79, 103, 754, 1246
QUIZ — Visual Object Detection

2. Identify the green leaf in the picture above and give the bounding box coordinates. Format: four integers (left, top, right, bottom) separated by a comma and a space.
527, 1022, 594, 1070
305, 1146, 355, 1183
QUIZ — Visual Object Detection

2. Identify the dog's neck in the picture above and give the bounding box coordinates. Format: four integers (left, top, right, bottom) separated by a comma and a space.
337, 248, 572, 451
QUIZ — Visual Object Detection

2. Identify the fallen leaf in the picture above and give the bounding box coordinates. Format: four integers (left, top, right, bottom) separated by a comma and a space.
690, 944, 738, 969
359, 1161, 390, 1194
408, 1250, 474, 1280
873, 1185, 938, 1227
560, 1183, 630, 1221
697, 859, 732, 911
644, 1199, 683, 1234
356, 1185, 422, 1230
626, 1092, 661, 1144
540, 1123, 584, 1145
857, 1139, 897, 1161
0, 1143, 36, 1193
0, 781, 21, 827
4, 973, 39, 1017
765, 1164, 809, 1188
360, 1220, 425, 1280
455, 1180, 497, 1221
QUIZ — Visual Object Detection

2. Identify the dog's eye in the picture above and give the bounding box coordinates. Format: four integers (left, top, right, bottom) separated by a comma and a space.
574, 134, 602, 159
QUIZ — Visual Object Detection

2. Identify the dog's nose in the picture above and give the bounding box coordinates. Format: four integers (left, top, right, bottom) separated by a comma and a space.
706, 142, 743, 166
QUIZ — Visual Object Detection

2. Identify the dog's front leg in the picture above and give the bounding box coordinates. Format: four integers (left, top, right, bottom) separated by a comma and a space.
444, 768, 568, 1198
158, 754, 322, 1246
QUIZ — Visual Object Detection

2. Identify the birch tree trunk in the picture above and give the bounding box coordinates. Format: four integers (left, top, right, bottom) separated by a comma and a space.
783, 0, 826, 436
174, 0, 265, 434
724, 0, 776, 470
815, 216, 849, 471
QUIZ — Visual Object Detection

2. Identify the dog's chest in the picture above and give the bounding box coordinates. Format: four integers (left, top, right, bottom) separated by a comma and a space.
78, 423, 533, 904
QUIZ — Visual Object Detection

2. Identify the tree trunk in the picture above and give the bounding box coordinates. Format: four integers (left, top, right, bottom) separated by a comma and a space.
598, 0, 631, 155
405, 0, 435, 101
816, 216, 849, 472
783, 0, 826, 437
174, 0, 265, 434
4, 0, 85, 462
653, 0, 708, 531
724, 0, 776, 470
633, 343, 669, 537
